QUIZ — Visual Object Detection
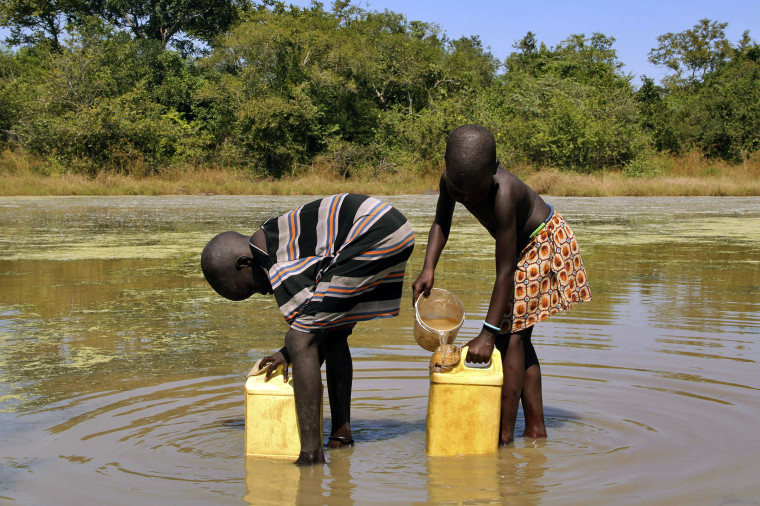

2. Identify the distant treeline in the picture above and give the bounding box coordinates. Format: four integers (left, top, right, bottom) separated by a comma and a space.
1, 1, 758, 178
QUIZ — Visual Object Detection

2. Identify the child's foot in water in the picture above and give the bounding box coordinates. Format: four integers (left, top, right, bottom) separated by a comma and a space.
522, 427, 547, 438
326, 435, 354, 448
294, 450, 325, 465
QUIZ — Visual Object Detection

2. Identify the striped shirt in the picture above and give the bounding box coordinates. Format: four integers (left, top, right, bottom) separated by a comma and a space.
250, 194, 415, 332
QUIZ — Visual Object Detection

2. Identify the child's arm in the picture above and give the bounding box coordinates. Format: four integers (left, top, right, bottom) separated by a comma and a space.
412, 176, 456, 304
465, 190, 517, 363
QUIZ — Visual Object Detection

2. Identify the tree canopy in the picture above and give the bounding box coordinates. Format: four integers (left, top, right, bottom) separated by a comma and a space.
649, 18, 733, 85
1, 4, 759, 176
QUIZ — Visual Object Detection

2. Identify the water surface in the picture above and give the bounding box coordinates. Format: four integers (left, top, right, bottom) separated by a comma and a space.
1, 195, 759, 504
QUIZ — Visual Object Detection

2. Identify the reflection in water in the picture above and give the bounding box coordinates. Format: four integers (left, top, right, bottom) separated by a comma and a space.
245, 457, 306, 504
426, 450, 550, 504
427, 454, 502, 503
245, 449, 359, 505
1, 196, 760, 504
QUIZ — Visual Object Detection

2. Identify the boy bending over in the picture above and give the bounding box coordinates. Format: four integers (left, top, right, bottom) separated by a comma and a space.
202, 194, 414, 464
412, 125, 591, 444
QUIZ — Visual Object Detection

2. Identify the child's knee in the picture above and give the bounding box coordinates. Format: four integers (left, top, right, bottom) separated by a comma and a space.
285, 329, 317, 353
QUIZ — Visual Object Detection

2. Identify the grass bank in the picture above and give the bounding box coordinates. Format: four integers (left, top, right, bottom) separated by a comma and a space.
2, 149, 759, 197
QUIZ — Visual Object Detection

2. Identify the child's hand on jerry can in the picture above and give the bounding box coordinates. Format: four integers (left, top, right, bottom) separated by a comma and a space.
247, 352, 289, 382
464, 332, 496, 363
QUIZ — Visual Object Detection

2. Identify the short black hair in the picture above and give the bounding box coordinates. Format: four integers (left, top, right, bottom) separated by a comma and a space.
201, 231, 252, 301
444, 124, 497, 183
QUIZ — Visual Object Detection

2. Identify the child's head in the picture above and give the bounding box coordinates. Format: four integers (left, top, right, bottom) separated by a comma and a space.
201, 231, 272, 301
444, 124, 497, 204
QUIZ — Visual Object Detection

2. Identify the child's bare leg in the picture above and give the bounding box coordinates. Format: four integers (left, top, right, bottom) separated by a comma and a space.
521, 365, 547, 438
499, 332, 525, 445
320, 328, 354, 448
286, 328, 325, 465
520, 329, 547, 438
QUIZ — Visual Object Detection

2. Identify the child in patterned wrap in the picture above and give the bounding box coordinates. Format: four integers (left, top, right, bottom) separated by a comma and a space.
412, 125, 591, 445
202, 194, 414, 465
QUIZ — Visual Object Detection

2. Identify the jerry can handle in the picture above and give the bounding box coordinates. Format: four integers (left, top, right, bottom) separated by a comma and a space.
458, 346, 501, 372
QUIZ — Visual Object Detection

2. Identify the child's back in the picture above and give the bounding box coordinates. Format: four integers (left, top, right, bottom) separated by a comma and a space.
440, 167, 552, 252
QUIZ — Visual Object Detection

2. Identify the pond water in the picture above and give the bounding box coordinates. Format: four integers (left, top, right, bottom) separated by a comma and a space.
1, 195, 759, 505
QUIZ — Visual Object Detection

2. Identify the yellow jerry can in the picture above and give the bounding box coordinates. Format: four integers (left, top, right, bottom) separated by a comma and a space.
244, 365, 322, 458
426, 347, 503, 456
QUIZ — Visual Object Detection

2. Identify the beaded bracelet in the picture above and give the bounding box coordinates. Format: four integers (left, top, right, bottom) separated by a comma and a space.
482, 321, 501, 333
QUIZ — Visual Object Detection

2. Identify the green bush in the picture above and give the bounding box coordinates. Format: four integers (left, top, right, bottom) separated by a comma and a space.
1, 6, 758, 177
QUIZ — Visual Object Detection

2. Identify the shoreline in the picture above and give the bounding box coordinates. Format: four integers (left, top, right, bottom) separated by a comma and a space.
2, 165, 759, 198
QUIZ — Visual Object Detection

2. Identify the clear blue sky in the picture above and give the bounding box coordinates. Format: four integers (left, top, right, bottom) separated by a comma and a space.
288, 0, 759, 84
2, 0, 757, 84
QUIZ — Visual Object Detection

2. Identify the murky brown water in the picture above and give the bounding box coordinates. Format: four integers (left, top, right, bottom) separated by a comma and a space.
1, 195, 759, 505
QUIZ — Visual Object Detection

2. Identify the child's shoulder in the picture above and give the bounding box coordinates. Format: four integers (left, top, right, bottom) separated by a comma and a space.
493, 168, 526, 197
493, 168, 539, 213
494, 167, 522, 186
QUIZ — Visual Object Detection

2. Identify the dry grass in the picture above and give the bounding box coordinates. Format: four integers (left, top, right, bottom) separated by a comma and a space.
523, 169, 760, 196
0, 157, 442, 196
2, 149, 759, 197
517, 152, 760, 196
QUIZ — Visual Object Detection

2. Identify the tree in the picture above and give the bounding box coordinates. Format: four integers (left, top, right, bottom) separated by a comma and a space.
0, 48, 23, 141
0, 0, 81, 49
4, 22, 206, 173
694, 40, 760, 162
444, 35, 498, 94
634, 76, 679, 153
506, 32, 629, 87
495, 32, 644, 171
648, 19, 732, 85
505, 31, 548, 76
199, 3, 353, 174
98, 0, 246, 49
554, 33, 628, 86
1, 0, 246, 51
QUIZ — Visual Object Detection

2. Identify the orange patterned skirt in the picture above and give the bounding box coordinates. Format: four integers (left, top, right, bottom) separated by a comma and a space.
500, 211, 592, 333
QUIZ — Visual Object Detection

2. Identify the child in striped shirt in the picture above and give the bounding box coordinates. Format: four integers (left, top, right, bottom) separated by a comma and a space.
202, 194, 414, 465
